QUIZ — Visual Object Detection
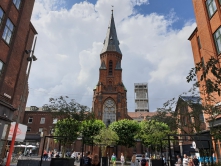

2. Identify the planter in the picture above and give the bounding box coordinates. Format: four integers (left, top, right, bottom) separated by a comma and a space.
50, 158, 75, 166
17, 160, 50, 166
101, 157, 109, 166
151, 159, 164, 166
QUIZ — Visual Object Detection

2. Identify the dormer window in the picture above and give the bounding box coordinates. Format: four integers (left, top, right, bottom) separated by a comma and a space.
109, 60, 113, 75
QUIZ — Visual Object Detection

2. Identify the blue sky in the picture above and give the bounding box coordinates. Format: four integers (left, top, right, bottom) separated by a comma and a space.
64, 0, 195, 29
29, 0, 196, 111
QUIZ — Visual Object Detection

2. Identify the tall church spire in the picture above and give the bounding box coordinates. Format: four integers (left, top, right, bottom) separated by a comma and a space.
100, 10, 122, 55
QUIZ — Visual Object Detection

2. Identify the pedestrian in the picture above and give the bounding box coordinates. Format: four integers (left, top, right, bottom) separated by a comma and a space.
91, 154, 100, 166
141, 154, 147, 166
48, 151, 51, 161
71, 151, 77, 159
175, 155, 182, 166
111, 153, 116, 165
43, 150, 48, 161
121, 153, 125, 166
193, 156, 199, 166
183, 154, 189, 166
131, 155, 139, 166
26, 149, 29, 156
29, 148, 32, 157
83, 151, 92, 166
188, 157, 194, 166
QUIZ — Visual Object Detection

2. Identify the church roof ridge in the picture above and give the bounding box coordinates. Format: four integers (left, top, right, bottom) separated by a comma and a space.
100, 10, 122, 55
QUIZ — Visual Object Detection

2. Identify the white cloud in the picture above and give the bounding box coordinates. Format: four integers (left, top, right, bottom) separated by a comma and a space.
28, 0, 196, 111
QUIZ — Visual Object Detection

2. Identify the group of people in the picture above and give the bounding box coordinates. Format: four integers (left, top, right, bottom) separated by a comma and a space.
24, 148, 32, 156
42, 150, 63, 160
130, 154, 147, 166
176, 154, 199, 166
80, 151, 100, 166
111, 153, 125, 166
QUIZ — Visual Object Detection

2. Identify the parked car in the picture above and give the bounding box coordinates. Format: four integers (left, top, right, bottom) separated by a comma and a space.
135, 154, 149, 162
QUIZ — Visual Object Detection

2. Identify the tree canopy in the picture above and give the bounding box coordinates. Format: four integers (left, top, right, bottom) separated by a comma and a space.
109, 119, 140, 148
93, 128, 119, 156
54, 118, 81, 157
42, 96, 94, 121
81, 119, 105, 145
138, 120, 170, 148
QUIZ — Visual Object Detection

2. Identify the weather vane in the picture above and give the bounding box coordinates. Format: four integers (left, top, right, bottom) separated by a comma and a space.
111, 5, 114, 13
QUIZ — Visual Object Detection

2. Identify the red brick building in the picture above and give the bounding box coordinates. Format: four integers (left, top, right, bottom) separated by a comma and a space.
0, 0, 37, 159
188, 0, 221, 161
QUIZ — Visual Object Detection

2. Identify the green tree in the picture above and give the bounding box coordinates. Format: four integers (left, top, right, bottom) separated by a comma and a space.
54, 118, 81, 158
43, 96, 94, 121
109, 119, 139, 160
138, 120, 170, 155
149, 108, 177, 131
93, 128, 119, 157
81, 119, 106, 152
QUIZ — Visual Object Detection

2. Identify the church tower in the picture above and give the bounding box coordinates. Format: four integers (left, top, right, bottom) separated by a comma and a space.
92, 11, 129, 126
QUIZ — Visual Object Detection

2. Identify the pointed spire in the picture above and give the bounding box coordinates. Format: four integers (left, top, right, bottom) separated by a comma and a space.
100, 10, 122, 55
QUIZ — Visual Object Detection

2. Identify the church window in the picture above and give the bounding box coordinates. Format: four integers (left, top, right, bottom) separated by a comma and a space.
109, 60, 113, 75
103, 99, 116, 126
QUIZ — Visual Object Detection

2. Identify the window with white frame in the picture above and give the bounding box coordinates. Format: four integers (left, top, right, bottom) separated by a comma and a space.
52, 118, 57, 124
39, 128, 43, 133
2, 19, 14, 44
214, 27, 221, 54
28, 117, 33, 123
0, 8, 4, 26
40, 117, 45, 124
206, 0, 217, 18
13, 0, 21, 10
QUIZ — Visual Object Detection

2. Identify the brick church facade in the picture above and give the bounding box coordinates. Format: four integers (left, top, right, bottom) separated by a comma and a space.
92, 10, 131, 126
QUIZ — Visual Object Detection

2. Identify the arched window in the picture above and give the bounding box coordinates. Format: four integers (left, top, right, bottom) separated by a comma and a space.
103, 99, 116, 126
109, 60, 113, 75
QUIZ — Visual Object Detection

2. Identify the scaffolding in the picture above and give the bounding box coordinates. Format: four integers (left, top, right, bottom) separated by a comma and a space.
134, 83, 149, 112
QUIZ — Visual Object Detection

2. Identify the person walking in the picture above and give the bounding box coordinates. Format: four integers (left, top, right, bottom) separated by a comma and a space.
141, 155, 147, 166
176, 155, 182, 166
111, 153, 117, 165
131, 155, 139, 166
29, 149, 32, 157
183, 154, 189, 166
91, 154, 100, 166
188, 157, 195, 166
43, 150, 48, 161
121, 153, 125, 166
48, 151, 51, 161
83, 151, 91, 166
193, 156, 199, 166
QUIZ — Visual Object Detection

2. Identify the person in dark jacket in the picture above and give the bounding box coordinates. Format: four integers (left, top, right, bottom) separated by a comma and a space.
193, 156, 199, 166
83, 151, 92, 166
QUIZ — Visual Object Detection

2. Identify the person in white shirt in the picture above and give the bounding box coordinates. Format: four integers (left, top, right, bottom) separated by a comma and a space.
71, 151, 77, 159
182, 154, 189, 166
121, 153, 125, 166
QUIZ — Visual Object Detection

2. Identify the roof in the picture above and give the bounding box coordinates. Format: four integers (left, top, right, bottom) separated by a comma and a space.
128, 111, 157, 119
100, 10, 122, 55
188, 27, 197, 40
179, 96, 201, 104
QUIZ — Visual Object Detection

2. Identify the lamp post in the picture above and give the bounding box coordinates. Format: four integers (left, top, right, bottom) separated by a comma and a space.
77, 135, 84, 166
6, 36, 38, 166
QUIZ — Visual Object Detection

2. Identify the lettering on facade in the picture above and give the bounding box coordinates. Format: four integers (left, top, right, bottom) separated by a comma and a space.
4, 93, 11, 99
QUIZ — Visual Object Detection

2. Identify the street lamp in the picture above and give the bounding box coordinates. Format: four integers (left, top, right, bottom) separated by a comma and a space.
77, 134, 84, 166
6, 36, 38, 166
